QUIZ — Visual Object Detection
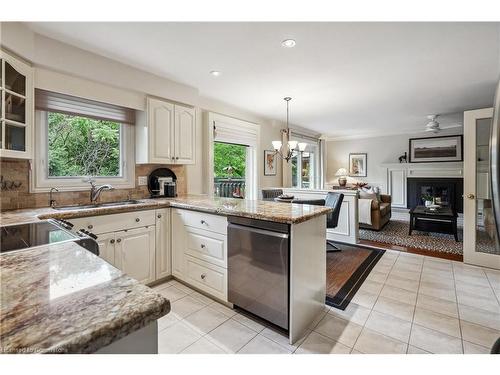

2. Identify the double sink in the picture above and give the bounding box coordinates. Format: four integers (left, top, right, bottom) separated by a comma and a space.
52, 200, 143, 211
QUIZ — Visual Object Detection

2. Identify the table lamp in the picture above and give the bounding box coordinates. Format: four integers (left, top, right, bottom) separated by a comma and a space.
335, 168, 348, 187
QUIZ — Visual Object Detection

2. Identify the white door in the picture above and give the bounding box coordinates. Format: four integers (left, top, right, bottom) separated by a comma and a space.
174, 104, 195, 164
155, 208, 171, 280
95, 232, 116, 266
148, 97, 174, 163
115, 226, 156, 284
463, 108, 500, 269
171, 209, 187, 279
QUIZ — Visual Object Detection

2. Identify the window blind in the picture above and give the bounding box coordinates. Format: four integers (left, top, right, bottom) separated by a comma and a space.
214, 118, 259, 147
35, 89, 136, 125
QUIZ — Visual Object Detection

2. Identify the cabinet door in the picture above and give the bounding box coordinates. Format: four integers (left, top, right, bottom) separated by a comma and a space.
95, 232, 116, 266
171, 209, 187, 279
115, 226, 156, 284
148, 97, 174, 163
155, 208, 171, 280
0, 50, 33, 159
174, 104, 195, 164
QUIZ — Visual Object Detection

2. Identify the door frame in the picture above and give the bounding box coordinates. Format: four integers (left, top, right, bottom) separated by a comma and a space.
463, 107, 500, 269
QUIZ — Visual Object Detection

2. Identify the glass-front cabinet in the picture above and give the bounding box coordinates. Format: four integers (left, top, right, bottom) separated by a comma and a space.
0, 49, 33, 159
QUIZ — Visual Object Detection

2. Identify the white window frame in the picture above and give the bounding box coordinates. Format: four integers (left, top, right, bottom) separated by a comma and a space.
31, 110, 135, 192
291, 135, 320, 189
206, 112, 259, 200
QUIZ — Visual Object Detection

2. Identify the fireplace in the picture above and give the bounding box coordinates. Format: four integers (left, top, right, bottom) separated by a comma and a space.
407, 177, 463, 213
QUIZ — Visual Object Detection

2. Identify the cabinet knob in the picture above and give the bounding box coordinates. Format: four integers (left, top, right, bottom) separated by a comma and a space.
200, 273, 207, 280
117, 238, 122, 243
200, 220, 207, 225
200, 244, 206, 249
88, 224, 93, 230
135, 218, 140, 222
110, 239, 115, 244
157, 214, 162, 218
467, 193, 475, 200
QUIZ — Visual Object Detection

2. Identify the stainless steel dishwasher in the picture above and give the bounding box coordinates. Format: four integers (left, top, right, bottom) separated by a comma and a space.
227, 215, 290, 330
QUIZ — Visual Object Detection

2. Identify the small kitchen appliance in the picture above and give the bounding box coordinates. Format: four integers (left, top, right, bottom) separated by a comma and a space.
148, 168, 177, 198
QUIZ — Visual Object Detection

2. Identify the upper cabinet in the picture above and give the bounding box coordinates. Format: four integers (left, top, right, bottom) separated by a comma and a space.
136, 97, 195, 165
0, 50, 34, 159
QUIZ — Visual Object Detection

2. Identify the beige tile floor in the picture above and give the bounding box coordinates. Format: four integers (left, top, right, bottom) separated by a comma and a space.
154, 249, 500, 354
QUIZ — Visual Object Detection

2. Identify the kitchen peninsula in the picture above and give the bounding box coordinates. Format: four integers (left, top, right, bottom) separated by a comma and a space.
0, 195, 332, 350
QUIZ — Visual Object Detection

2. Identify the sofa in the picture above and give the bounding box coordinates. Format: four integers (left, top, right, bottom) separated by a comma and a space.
359, 194, 392, 231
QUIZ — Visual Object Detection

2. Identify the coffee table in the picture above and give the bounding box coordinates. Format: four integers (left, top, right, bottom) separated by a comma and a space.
409, 206, 459, 242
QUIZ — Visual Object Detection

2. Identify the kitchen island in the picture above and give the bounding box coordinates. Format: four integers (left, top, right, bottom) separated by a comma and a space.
1, 195, 332, 347
0, 240, 170, 354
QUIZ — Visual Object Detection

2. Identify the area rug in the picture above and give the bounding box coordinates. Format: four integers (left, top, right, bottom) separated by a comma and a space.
359, 220, 496, 255
325, 243, 385, 310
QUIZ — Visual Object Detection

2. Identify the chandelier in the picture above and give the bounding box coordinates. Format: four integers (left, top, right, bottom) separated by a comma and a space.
272, 97, 307, 162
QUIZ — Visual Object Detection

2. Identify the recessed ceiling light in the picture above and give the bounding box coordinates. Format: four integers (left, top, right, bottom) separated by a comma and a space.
281, 39, 296, 48
210, 70, 221, 77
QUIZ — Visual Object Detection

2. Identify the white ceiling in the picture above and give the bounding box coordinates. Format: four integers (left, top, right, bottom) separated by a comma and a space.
27, 22, 500, 137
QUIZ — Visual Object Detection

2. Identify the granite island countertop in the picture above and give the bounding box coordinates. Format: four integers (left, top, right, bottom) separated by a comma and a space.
0, 195, 332, 225
0, 241, 170, 354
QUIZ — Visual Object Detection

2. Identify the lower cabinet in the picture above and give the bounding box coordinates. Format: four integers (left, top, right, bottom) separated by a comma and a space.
171, 208, 228, 301
95, 232, 116, 266
155, 208, 171, 280
114, 227, 156, 285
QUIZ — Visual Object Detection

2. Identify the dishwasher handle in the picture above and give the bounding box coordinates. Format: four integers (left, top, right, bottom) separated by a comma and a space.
228, 223, 289, 239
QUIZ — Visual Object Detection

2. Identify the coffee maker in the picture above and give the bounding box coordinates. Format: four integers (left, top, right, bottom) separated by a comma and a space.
148, 168, 177, 198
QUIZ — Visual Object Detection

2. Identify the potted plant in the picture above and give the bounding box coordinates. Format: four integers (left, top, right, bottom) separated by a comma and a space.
422, 194, 434, 207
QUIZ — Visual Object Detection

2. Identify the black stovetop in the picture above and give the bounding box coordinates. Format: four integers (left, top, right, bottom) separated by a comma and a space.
0, 220, 76, 253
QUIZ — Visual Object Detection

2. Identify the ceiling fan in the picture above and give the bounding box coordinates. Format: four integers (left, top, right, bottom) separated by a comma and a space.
424, 114, 462, 133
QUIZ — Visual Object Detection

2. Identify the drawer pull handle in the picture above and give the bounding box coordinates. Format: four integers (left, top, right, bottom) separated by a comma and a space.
117, 238, 122, 243
88, 225, 93, 230
200, 244, 206, 249
200, 273, 207, 280
135, 218, 140, 222
110, 239, 115, 244
200, 220, 207, 225
157, 214, 162, 218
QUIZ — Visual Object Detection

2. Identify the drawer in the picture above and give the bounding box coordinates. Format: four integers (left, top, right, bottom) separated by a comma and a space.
184, 255, 227, 302
185, 228, 226, 268
174, 208, 227, 235
69, 210, 156, 234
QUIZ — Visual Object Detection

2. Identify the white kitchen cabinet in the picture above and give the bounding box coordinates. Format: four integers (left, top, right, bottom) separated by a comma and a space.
174, 104, 195, 164
95, 232, 116, 266
155, 208, 171, 279
114, 226, 156, 285
0, 49, 34, 159
171, 209, 187, 279
136, 97, 195, 165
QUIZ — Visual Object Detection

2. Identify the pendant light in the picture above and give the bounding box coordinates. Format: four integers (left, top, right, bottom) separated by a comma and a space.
272, 97, 307, 162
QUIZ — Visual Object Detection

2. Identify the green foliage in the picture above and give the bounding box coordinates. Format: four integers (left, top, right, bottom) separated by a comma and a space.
48, 112, 120, 177
213, 142, 246, 178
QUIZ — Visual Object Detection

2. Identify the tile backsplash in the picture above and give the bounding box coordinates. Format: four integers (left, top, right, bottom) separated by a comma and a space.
0, 158, 187, 211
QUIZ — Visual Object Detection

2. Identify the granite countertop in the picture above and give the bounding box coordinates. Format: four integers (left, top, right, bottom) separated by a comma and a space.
0, 241, 170, 354
1, 195, 332, 225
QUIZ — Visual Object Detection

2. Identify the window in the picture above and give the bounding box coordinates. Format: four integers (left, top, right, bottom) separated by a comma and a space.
47, 112, 121, 178
32, 90, 135, 192
290, 134, 320, 189
213, 142, 247, 198
208, 112, 259, 200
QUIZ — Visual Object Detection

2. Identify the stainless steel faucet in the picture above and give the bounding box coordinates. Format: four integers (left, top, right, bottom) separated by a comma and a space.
84, 177, 114, 204
49, 187, 59, 207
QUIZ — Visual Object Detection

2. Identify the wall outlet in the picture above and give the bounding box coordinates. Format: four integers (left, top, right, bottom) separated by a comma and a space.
138, 176, 148, 186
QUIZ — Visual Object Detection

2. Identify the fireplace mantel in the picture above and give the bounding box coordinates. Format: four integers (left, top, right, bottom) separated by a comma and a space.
382, 162, 464, 208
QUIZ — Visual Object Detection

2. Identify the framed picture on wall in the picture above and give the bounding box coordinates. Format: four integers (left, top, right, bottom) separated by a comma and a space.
409, 135, 463, 163
264, 150, 277, 176
349, 153, 367, 177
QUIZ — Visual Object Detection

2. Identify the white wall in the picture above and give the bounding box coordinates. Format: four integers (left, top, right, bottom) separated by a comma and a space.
326, 127, 463, 193
1, 22, 283, 194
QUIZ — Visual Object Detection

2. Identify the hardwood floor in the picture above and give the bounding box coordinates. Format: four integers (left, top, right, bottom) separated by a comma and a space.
359, 239, 463, 262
